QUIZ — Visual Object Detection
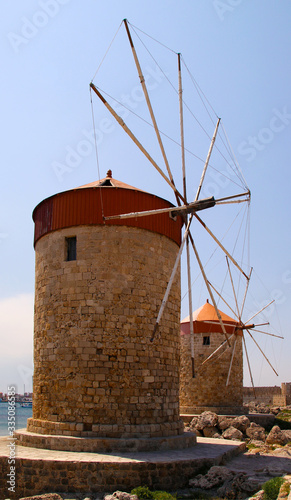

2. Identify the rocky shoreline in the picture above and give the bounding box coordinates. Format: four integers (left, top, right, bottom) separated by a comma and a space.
5, 404, 291, 500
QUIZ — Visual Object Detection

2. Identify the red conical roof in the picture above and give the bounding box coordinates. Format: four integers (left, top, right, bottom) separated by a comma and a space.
33, 170, 183, 247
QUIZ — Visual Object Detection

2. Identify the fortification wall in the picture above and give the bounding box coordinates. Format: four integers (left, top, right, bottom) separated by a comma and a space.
243, 386, 281, 404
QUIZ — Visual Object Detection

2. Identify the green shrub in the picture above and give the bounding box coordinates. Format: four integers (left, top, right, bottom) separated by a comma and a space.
153, 491, 176, 500
262, 477, 285, 500
131, 487, 177, 500
131, 486, 154, 500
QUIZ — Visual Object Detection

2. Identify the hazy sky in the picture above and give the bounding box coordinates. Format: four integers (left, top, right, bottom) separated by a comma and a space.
1, 1, 290, 394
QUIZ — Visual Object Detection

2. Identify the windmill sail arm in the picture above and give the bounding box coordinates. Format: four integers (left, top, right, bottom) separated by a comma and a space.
194, 212, 249, 280
123, 19, 183, 207
195, 118, 220, 201
246, 329, 279, 376
89, 83, 184, 202
104, 197, 216, 221
188, 231, 231, 346
150, 214, 194, 342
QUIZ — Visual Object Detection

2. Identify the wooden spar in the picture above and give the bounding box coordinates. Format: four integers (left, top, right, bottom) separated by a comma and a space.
226, 256, 241, 319
203, 320, 238, 327
240, 267, 253, 318
178, 52, 195, 377
150, 215, 193, 342
216, 199, 249, 206
226, 336, 237, 386
215, 191, 250, 204
123, 20, 184, 206
104, 197, 215, 221
245, 299, 275, 324
188, 232, 231, 346
103, 191, 248, 221
216, 191, 251, 205
178, 53, 187, 201
242, 333, 256, 398
246, 329, 279, 376
195, 118, 220, 201
207, 280, 240, 320
251, 329, 284, 340
90, 83, 184, 201
201, 335, 234, 367
194, 212, 249, 280
186, 238, 195, 377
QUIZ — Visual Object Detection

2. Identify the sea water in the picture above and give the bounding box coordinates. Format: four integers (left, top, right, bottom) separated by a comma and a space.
0, 402, 32, 436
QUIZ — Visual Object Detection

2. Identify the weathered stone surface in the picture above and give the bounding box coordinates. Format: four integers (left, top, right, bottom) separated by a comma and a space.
20, 495, 63, 500
195, 411, 218, 431
189, 465, 234, 489
217, 416, 233, 431
203, 426, 220, 438
189, 416, 198, 429
266, 425, 289, 445
222, 426, 243, 441
105, 492, 138, 500
217, 472, 261, 498
180, 313, 243, 414
30, 225, 183, 439
283, 429, 291, 441
248, 490, 265, 500
232, 415, 250, 433
246, 422, 266, 441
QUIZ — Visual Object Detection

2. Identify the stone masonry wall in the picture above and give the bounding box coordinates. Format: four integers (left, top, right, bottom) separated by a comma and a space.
180, 331, 243, 414
28, 224, 183, 438
243, 386, 281, 404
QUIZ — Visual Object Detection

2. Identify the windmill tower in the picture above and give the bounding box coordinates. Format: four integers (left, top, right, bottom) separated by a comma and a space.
24, 171, 196, 451
180, 300, 245, 415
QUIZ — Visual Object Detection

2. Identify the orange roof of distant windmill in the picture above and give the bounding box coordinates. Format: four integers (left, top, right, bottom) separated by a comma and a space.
181, 300, 240, 335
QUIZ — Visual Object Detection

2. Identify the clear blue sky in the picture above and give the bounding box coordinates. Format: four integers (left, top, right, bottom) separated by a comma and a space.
1, 1, 290, 394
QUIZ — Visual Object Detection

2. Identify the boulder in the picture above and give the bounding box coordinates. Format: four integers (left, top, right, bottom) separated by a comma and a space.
189, 465, 234, 489
248, 491, 265, 500
266, 425, 289, 445
222, 426, 243, 441
283, 429, 291, 441
20, 496, 63, 500
195, 411, 218, 431
105, 492, 138, 500
246, 422, 266, 441
217, 472, 261, 498
217, 416, 233, 431
203, 426, 220, 438
232, 415, 250, 433
189, 416, 198, 429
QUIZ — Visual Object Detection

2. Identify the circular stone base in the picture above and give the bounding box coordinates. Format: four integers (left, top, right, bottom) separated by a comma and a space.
0, 434, 246, 498
15, 429, 196, 452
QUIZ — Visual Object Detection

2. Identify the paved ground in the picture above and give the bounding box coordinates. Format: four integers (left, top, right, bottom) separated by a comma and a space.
224, 445, 291, 481
0, 434, 245, 463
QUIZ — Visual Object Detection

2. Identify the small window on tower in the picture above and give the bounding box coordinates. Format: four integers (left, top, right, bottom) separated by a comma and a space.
203, 336, 210, 346
65, 237, 76, 261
